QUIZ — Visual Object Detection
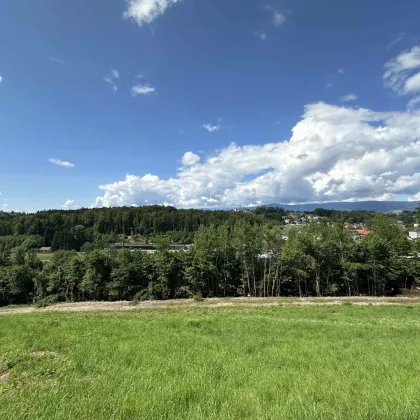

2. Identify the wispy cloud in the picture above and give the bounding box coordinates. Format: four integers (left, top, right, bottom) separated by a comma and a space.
325, 68, 345, 89
386, 33, 404, 50
266, 6, 286, 27
131, 84, 156, 96
49, 158, 75, 168
253, 31, 268, 41
0, 74, 3, 83
340, 93, 358, 102
124, 0, 183, 26
407, 96, 420, 112
104, 69, 120, 92
49, 56, 64, 65
384, 45, 420, 95
203, 123, 220, 133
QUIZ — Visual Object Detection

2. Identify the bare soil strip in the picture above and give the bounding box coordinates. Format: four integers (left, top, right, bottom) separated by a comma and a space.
2, 296, 420, 315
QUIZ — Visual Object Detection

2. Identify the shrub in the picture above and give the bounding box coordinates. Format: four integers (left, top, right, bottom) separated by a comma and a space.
35, 295, 60, 308
193, 293, 204, 302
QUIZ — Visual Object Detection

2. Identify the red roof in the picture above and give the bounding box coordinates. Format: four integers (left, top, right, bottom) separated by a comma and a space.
355, 229, 369, 236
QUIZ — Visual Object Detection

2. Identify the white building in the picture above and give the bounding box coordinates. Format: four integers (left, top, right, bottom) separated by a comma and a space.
409, 230, 420, 240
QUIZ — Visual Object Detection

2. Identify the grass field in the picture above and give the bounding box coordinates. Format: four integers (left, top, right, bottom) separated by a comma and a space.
2, 302, 420, 419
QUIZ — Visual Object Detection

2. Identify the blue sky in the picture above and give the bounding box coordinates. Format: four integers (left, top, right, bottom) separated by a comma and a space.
1, 0, 420, 211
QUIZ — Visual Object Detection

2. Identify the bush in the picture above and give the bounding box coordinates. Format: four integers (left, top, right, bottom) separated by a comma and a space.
132, 290, 152, 304
193, 293, 204, 302
35, 295, 60, 308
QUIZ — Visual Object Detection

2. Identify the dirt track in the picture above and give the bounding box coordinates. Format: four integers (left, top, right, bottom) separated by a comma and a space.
2, 296, 420, 315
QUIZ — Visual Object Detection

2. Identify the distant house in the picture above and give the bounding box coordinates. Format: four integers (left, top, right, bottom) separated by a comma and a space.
39, 247, 52, 252
409, 230, 420, 240
281, 231, 289, 241
355, 229, 369, 237
344, 222, 353, 230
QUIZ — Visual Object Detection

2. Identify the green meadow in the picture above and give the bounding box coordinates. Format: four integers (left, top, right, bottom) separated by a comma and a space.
2, 303, 420, 419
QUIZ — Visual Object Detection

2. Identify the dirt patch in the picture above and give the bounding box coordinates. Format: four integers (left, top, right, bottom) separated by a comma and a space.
0, 372, 10, 383
3, 297, 420, 315
31, 351, 57, 358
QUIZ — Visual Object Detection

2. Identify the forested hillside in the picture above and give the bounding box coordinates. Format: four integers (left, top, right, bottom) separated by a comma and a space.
0, 206, 285, 251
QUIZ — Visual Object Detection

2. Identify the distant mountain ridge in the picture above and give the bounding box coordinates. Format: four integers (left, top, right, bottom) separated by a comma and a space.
264, 201, 419, 212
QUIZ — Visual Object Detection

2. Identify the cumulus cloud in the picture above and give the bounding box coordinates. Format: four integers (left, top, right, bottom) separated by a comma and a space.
104, 69, 120, 92
181, 152, 200, 166
124, 0, 182, 26
94, 102, 420, 208
61, 199, 79, 210
340, 93, 358, 102
384, 45, 420, 95
0, 74, 3, 83
49, 158, 75, 168
203, 123, 220, 133
131, 84, 156, 96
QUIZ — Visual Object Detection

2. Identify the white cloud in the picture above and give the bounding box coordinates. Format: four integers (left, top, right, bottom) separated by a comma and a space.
49, 158, 75, 168
384, 45, 420, 95
407, 96, 420, 112
386, 33, 404, 50
253, 31, 268, 41
340, 93, 358, 102
266, 6, 286, 27
203, 123, 220, 133
405, 72, 420, 94
338, 68, 345, 74
49, 56, 64, 65
181, 152, 200, 166
272, 11, 285, 27
94, 102, 420, 208
104, 69, 120, 92
326, 82, 334, 89
131, 84, 156, 96
0, 75, 3, 83
61, 199, 79, 210
124, 0, 183, 26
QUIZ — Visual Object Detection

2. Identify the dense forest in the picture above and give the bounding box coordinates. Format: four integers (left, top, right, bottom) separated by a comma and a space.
1, 205, 420, 306
0, 206, 286, 251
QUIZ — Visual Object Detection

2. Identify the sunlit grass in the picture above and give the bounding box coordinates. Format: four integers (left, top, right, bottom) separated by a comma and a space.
2, 304, 420, 419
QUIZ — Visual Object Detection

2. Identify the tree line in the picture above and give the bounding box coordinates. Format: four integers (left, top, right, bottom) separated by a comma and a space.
1, 214, 418, 306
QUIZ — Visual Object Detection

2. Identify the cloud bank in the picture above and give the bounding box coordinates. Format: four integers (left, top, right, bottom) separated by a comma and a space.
94, 102, 420, 208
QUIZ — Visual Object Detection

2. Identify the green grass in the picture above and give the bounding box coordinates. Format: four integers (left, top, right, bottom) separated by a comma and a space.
36, 253, 53, 262
2, 304, 420, 419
